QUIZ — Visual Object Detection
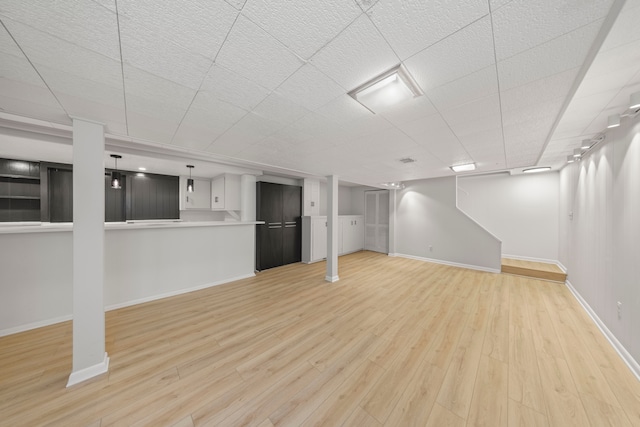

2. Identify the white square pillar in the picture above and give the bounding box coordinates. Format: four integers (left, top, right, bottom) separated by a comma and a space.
326, 175, 339, 282
67, 118, 109, 387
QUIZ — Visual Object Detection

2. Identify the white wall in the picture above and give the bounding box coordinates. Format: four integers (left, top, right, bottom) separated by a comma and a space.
0, 224, 256, 335
559, 115, 640, 375
458, 172, 559, 262
395, 176, 501, 272
318, 182, 372, 215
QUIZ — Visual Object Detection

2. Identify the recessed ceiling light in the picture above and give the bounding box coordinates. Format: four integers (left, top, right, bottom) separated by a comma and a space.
573, 148, 582, 158
607, 114, 620, 128
450, 163, 476, 173
349, 64, 422, 113
138, 167, 146, 171
580, 139, 591, 150
522, 167, 551, 174
567, 155, 575, 163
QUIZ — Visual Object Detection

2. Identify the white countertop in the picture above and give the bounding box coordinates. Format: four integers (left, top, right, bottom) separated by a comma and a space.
0, 220, 264, 234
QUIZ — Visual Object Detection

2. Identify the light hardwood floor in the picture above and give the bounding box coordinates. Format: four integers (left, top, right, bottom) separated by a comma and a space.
1, 251, 639, 426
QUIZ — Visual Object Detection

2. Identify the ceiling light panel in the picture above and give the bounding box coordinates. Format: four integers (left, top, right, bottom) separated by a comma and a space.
497, 20, 604, 91
214, 15, 303, 91
349, 65, 422, 113
309, 14, 398, 91
117, 0, 238, 60
275, 64, 345, 111
241, 0, 361, 60
368, 0, 488, 60
450, 163, 476, 172
404, 16, 495, 93
491, 0, 613, 61
0, 0, 121, 60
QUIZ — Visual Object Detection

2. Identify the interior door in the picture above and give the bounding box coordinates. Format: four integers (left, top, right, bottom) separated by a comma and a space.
365, 190, 389, 253
282, 185, 301, 265
256, 182, 284, 271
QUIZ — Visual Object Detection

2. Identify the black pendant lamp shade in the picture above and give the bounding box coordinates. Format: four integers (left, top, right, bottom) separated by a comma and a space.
110, 154, 122, 189
186, 165, 194, 193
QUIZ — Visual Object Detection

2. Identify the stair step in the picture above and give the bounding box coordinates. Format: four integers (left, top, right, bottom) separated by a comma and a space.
501, 258, 567, 283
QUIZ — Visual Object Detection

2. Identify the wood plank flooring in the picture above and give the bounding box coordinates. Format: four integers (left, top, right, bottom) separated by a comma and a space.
1, 251, 639, 426
501, 258, 567, 282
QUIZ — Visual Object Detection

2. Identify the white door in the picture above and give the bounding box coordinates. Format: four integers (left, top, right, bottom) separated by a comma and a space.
365, 190, 389, 253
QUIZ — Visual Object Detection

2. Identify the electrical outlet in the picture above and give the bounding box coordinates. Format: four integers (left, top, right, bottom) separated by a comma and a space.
617, 301, 622, 318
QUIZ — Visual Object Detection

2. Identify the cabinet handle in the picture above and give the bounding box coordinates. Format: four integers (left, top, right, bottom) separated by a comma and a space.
285, 225, 296, 228
269, 225, 282, 229
214, 196, 219, 203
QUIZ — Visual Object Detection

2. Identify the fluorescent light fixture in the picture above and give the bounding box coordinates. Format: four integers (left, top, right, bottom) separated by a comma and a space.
573, 148, 582, 158
607, 114, 620, 128
580, 139, 591, 150
136, 172, 145, 177
567, 155, 575, 163
138, 167, 146, 171
523, 167, 551, 174
630, 92, 640, 109
450, 163, 476, 173
349, 64, 422, 113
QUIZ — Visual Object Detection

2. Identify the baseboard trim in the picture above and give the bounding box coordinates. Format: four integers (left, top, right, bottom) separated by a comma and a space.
104, 273, 256, 311
0, 314, 73, 338
502, 254, 565, 272
393, 253, 501, 274
66, 352, 110, 387
565, 280, 640, 381
325, 275, 340, 282
0, 273, 256, 337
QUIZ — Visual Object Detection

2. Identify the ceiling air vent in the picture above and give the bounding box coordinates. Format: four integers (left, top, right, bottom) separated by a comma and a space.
398, 157, 416, 164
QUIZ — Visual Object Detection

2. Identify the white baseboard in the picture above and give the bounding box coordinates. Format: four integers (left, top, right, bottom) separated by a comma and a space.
66, 352, 110, 387
104, 273, 255, 311
565, 280, 640, 381
502, 254, 565, 272
0, 314, 73, 338
325, 275, 339, 282
393, 253, 501, 274
0, 273, 256, 337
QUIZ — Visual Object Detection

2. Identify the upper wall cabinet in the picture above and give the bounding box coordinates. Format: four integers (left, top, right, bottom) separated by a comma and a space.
0, 158, 41, 222
211, 173, 240, 211
179, 177, 211, 210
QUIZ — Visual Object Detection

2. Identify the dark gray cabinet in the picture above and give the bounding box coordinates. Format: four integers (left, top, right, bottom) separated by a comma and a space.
128, 173, 179, 220
0, 158, 41, 222
256, 182, 302, 271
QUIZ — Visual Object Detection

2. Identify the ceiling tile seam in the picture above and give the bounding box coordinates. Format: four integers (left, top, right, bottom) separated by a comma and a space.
577, 66, 640, 137
0, 18, 70, 120
533, 0, 627, 166
400, 12, 490, 64
268, 62, 345, 111
114, 0, 129, 136
487, 0, 508, 169
168, 10, 244, 145
382, 116, 447, 167
362, 12, 402, 65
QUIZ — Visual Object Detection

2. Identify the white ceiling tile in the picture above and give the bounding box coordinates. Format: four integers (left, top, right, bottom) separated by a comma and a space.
0, 91, 69, 125
127, 111, 181, 144
315, 95, 372, 125
286, 112, 344, 139
338, 114, 395, 140
379, 95, 437, 126
56, 93, 126, 133
0, 0, 120, 60
251, 93, 310, 126
212, 112, 285, 146
310, 14, 399, 91
275, 64, 345, 111
426, 66, 498, 112
497, 20, 604, 91
224, 0, 247, 11
215, 15, 303, 90
440, 94, 502, 137
600, 0, 640, 52
500, 67, 579, 112
199, 64, 270, 111
404, 16, 495, 92
490, 0, 514, 9
368, 0, 488, 60
492, 0, 614, 61
119, 16, 212, 90
355, 0, 380, 12
241, 0, 362, 60
403, 113, 471, 164
117, 0, 238, 60
124, 66, 195, 123
171, 124, 221, 151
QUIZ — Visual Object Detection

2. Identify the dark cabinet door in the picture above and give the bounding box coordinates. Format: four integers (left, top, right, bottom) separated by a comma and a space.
256, 182, 301, 271
49, 168, 73, 222
282, 185, 301, 265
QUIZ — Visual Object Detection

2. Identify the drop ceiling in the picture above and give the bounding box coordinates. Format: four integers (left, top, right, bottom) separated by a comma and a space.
0, 0, 638, 186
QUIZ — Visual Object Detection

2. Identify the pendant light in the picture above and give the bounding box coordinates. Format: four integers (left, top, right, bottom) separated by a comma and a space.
110, 154, 122, 189
186, 165, 194, 193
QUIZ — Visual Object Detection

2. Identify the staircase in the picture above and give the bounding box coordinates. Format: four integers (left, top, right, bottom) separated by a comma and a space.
501, 258, 567, 282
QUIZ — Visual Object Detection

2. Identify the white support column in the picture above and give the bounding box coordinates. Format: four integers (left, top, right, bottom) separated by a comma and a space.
326, 175, 339, 282
67, 118, 109, 387
388, 189, 397, 256
240, 174, 257, 222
